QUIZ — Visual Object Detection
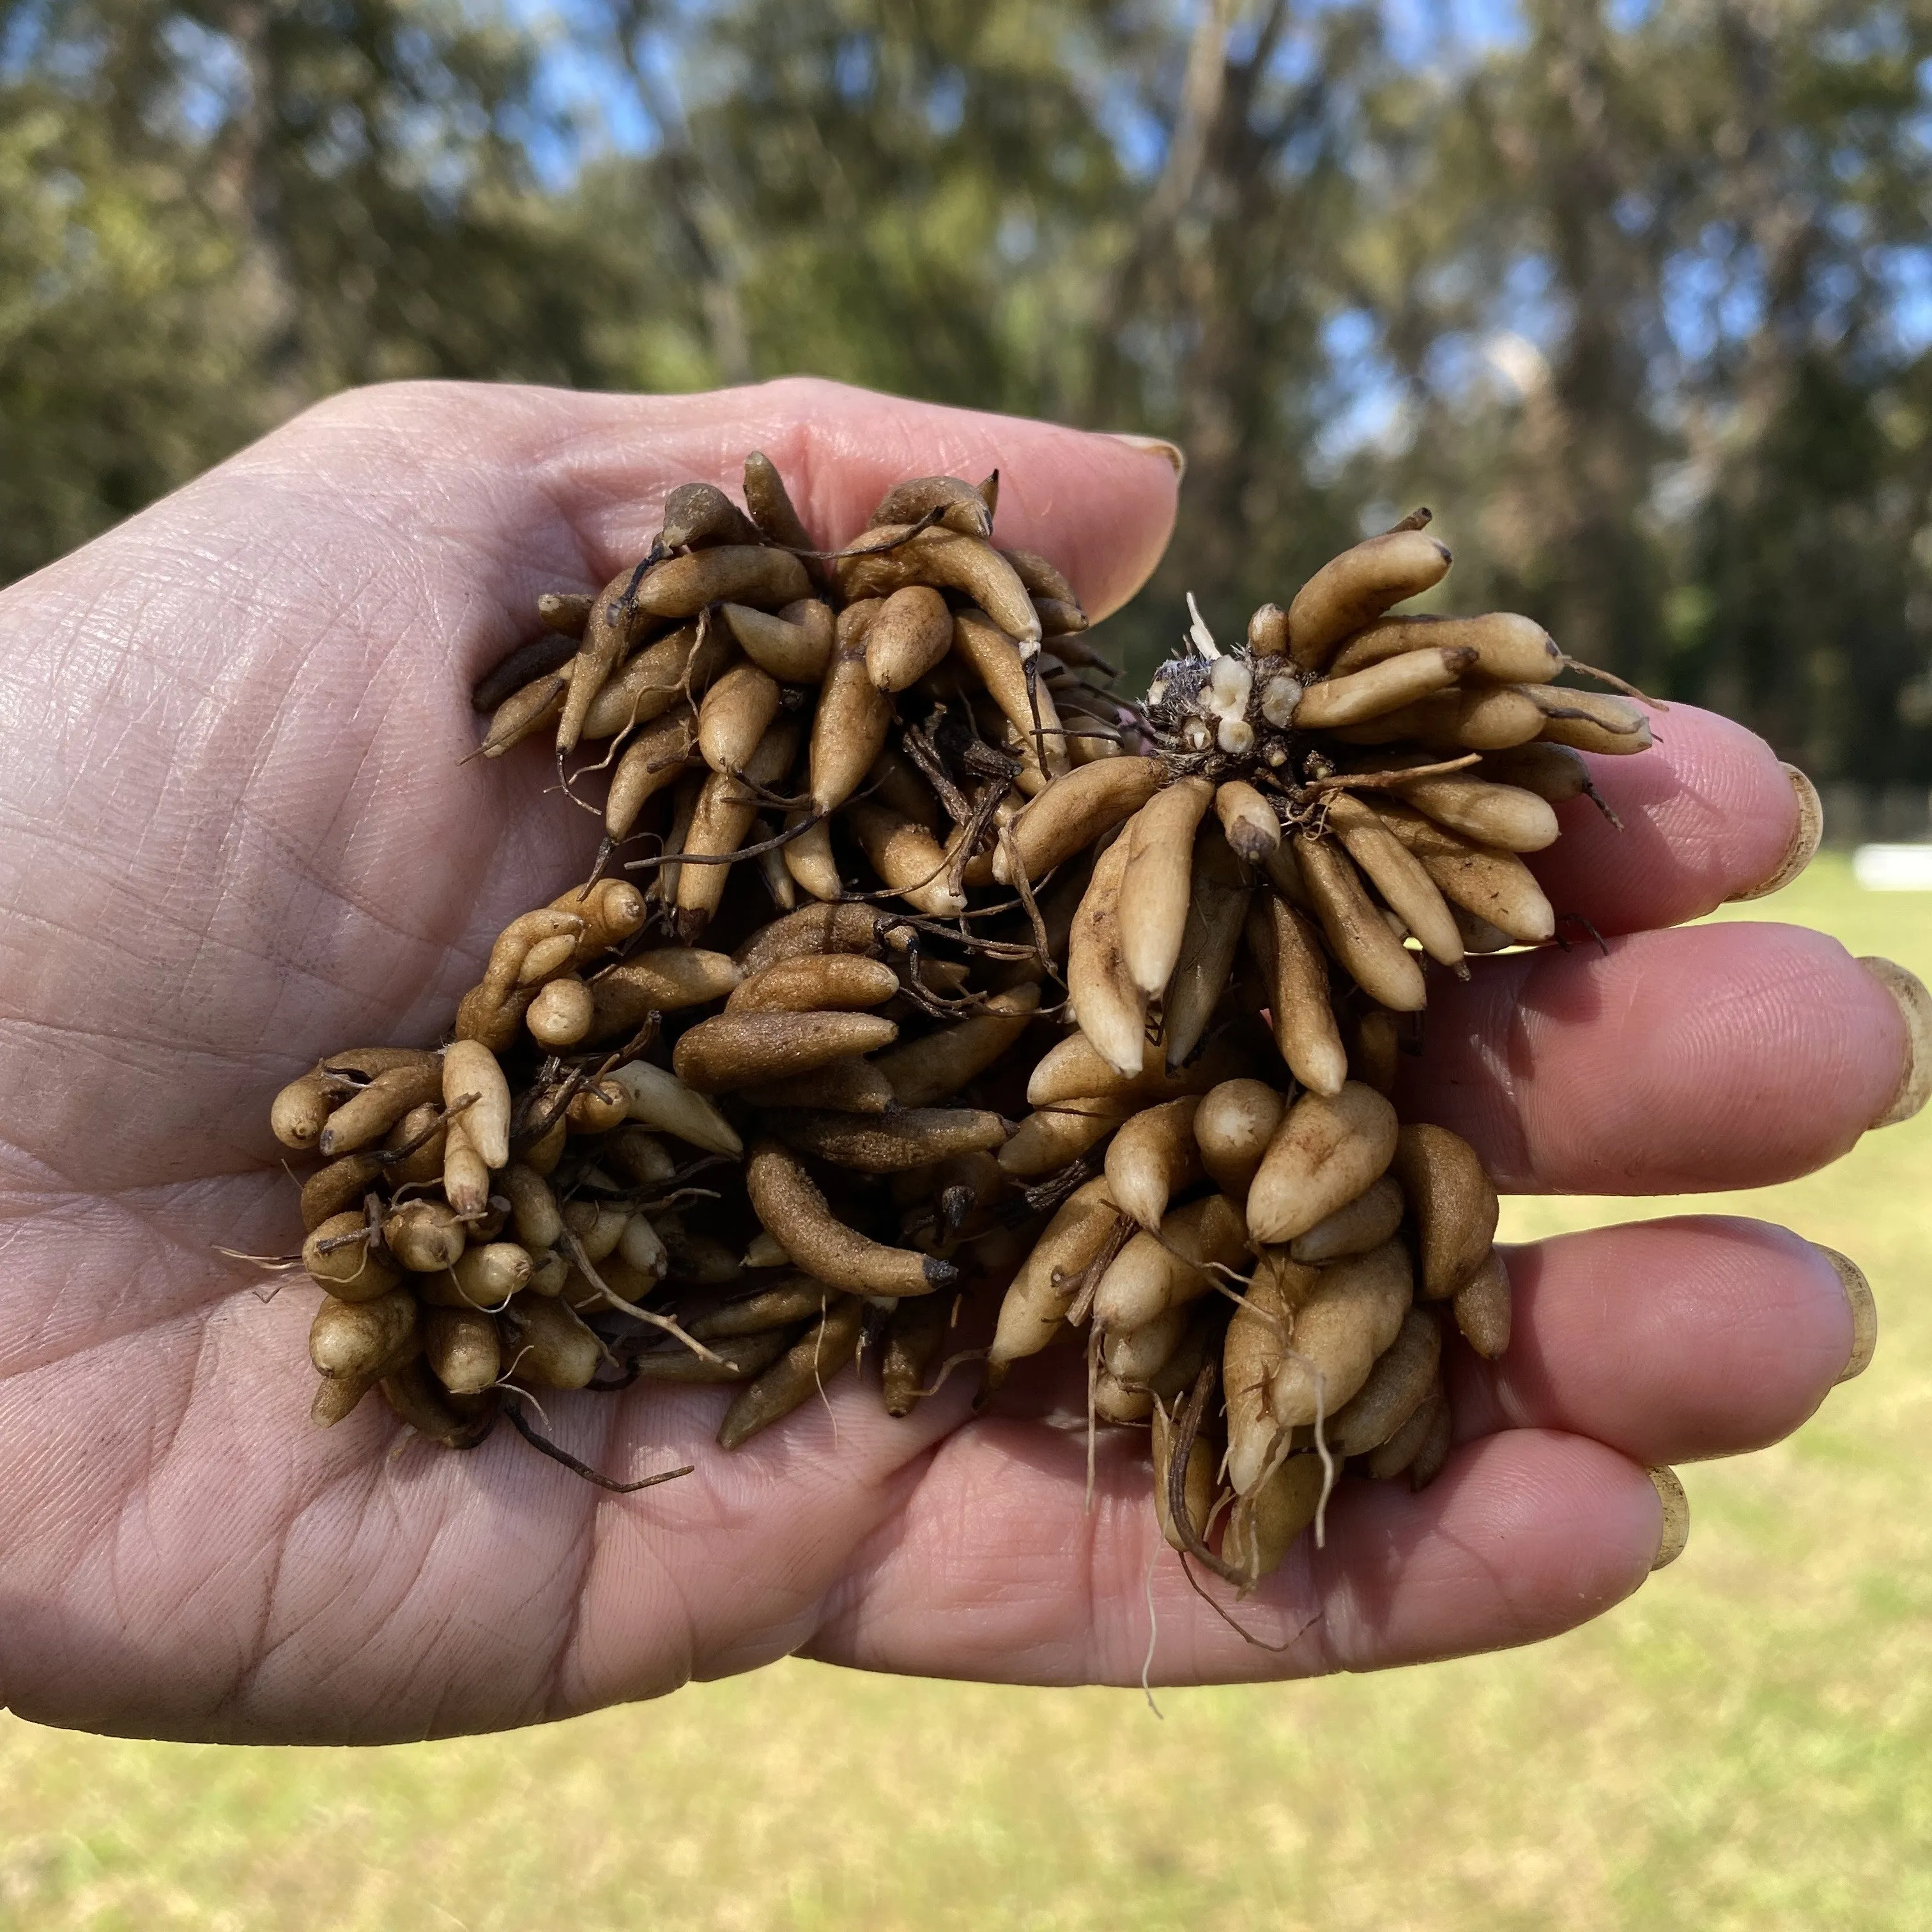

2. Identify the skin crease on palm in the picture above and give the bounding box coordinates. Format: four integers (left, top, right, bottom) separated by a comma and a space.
0, 376, 1912, 1746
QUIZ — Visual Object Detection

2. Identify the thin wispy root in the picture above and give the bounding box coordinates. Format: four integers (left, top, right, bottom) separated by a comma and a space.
504, 1399, 692, 1493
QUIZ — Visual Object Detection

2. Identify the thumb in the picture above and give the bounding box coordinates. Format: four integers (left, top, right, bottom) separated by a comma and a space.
477, 374, 1184, 620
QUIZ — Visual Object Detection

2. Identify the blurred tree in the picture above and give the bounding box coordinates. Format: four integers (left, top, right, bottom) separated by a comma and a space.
580, 0, 1128, 413
587, 0, 1393, 673
0, 0, 617, 579
1073, 0, 1395, 669
9, 0, 1932, 783
0, 62, 255, 576
1361, 0, 1932, 783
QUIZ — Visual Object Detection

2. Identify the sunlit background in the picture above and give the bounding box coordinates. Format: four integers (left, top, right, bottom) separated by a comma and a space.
6, 2, 1932, 1922
12, 0, 1932, 811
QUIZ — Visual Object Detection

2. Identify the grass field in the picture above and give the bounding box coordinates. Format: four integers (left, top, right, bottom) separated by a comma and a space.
3, 855, 1929, 1931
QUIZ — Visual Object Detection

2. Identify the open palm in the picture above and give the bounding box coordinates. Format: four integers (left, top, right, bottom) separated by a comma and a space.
0, 378, 1910, 1743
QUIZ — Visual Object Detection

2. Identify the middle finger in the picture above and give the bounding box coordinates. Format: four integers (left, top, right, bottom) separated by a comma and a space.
1395, 920, 1910, 1194
1447, 1215, 1863, 1467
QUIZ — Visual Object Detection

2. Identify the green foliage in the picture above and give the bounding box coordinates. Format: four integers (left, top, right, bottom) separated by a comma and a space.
9, 0, 1932, 778
0, 86, 253, 573
579, 0, 1130, 412
0, 0, 611, 579
1366, 0, 1932, 784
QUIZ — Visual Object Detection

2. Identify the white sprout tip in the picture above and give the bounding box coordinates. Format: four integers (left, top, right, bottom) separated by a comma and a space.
1184, 592, 1222, 659
1209, 657, 1252, 712
1260, 670, 1303, 729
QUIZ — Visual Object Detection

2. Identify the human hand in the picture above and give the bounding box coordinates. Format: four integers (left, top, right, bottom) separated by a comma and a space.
0, 378, 1911, 1742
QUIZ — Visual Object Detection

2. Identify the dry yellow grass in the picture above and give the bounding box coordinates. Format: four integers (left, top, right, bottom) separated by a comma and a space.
2, 856, 1928, 1931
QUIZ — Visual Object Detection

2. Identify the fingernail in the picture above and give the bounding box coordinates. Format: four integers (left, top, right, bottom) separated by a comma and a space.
1814, 1245, 1878, 1383
1728, 763, 1822, 901
1857, 956, 1932, 1126
1647, 1466, 1690, 1570
1109, 433, 1186, 480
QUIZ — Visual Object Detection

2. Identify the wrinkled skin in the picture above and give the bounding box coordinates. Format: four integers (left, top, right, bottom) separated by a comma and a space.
0, 378, 1906, 1743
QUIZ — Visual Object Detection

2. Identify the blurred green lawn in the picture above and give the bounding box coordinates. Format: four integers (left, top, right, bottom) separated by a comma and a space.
4, 855, 1929, 1931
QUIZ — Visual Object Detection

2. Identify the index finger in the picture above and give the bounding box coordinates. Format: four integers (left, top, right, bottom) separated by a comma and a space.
1523, 703, 1812, 933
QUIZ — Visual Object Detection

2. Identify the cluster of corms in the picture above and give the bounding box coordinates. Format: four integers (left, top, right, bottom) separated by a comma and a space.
265, 454, 1653, 1574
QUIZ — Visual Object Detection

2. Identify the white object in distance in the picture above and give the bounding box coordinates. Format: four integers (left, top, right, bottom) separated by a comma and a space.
1853, 843, 1932, 891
